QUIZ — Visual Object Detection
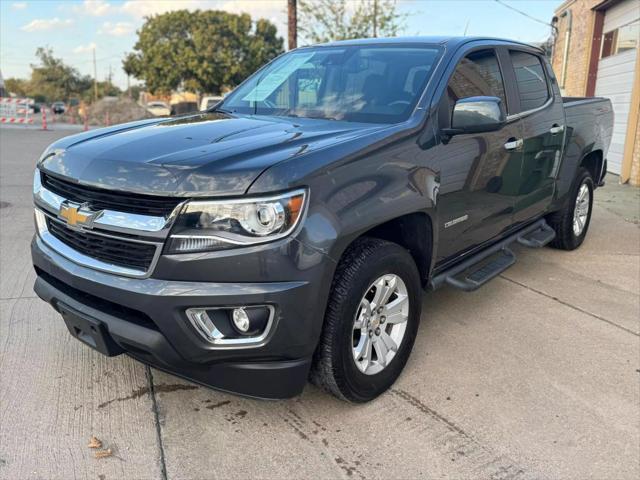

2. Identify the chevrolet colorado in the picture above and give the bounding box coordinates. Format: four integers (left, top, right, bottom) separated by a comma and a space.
32, 37, 613, 402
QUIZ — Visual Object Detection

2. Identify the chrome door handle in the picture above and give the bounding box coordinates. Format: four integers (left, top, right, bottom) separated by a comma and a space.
549, 125, 564, 135
504, 138, 523, 151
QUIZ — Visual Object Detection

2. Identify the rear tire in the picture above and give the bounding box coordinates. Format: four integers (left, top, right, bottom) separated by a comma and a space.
310, 238, 422, 402
547, 167, 594, 250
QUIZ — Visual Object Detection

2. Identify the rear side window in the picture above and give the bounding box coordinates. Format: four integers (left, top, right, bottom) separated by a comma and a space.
510, 51, 549, 111
446, 49, 507, 111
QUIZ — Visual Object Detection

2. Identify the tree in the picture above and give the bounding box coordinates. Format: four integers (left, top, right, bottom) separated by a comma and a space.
298, 0, 406, 44
538, 36, 554, 59
30, 47, 92, 102
4, 78, 29, 97
123, 10, 284, 95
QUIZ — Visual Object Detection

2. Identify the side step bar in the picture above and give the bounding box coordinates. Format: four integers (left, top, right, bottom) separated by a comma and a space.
444, 248, 516, 292
517, 222, 556, 248
431, 219, 555, 292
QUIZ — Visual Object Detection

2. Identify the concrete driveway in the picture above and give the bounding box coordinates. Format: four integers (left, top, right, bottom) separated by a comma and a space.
1, 125, 638, 480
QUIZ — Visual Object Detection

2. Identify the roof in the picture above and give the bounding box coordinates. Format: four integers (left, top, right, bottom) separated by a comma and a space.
307, 36, 543, 53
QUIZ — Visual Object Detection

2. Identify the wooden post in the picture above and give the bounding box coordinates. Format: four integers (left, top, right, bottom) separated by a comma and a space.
93, 47, 98, 102
620, 45, 640, 184
373, 0, 378, 37
288, 0, 297, 50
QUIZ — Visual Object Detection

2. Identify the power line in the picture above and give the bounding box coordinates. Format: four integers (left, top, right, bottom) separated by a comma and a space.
493, 0, 554, 28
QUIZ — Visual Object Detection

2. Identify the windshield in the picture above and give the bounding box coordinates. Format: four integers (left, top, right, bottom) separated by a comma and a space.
222, 44, 442, 124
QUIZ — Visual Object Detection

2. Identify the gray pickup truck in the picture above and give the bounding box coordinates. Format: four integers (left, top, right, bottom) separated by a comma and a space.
32, 37, 613, 402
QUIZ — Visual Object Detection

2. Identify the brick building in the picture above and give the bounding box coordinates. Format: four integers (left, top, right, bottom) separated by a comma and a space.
551, 0, 640, 185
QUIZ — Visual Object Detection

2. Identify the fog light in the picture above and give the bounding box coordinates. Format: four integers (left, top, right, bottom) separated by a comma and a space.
186, 305, 273, 346
232, 308, 251, 333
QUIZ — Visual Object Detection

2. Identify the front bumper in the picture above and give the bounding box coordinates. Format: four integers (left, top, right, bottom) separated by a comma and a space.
32, 234, 335, 399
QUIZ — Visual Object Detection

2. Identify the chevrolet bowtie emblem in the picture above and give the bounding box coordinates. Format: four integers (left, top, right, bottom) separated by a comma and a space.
59, 202, 102, 228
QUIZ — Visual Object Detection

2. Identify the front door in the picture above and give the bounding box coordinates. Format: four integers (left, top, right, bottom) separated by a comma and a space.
435, 48, 523, 263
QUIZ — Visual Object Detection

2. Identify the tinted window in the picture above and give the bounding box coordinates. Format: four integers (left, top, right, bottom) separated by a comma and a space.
223, 45, 442, 124
510, 51, 549, 111
447, 49, 507, 110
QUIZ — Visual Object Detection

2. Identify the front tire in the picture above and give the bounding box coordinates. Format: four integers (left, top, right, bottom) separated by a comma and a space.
310, 238, 422, 402
547, 167, 594, 250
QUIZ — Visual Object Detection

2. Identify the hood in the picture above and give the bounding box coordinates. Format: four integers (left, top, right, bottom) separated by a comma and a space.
39, 112, 383, 197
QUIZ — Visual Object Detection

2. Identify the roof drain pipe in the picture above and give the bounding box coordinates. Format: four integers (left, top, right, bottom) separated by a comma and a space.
560, 9, 572, 93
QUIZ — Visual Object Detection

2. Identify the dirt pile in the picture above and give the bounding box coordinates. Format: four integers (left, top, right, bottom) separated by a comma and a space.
86, 96, 153, 125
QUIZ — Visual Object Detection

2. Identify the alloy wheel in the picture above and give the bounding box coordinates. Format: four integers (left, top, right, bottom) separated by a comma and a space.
352, 274, 409, 375
573, 183, 590, 236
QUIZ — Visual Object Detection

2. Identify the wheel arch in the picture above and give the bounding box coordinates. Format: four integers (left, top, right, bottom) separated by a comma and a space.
580, 149, 604, 185
340, 211, 434, 287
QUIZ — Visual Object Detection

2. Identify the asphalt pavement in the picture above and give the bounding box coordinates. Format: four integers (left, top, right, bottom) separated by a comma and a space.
1, 124, 638, 480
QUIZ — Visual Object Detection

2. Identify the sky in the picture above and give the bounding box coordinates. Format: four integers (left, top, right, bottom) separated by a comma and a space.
0, 0, 561, 90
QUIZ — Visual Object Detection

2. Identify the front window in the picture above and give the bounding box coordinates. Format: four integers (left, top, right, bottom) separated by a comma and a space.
222, 44, 442, 124
446, 49, 508, 113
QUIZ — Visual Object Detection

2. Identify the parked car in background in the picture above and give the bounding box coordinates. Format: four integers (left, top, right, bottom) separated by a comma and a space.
146, 101, 171, 117
28, 103, 41, 114
31, 37, 612, 403
51, 102, 65, 115
200, 95, 223, 111
170, 102, 198, 115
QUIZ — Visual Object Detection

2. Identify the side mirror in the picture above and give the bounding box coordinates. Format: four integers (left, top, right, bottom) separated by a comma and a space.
443, 96, 506, 138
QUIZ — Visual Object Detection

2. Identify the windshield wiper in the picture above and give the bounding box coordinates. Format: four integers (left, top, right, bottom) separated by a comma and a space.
305, 114, 338, 121
279, 110, 338, 121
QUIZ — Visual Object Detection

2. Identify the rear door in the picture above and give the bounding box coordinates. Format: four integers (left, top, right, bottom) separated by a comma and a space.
435, 48, 524, 262
507, 49, 565, 224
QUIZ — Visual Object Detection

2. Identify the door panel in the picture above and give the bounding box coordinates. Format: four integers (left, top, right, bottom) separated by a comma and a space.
509, 51, 564, 223
436, 121, 523, 262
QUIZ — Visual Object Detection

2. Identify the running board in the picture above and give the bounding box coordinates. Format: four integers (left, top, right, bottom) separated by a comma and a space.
517, 222, 555, 248
445, 248, 515, 291
431, 218, 552, 292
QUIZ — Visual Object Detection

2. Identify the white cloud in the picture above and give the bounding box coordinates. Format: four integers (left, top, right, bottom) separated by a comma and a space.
73, 0, 112, 17
119, 0, 286, 36
99, 21, 135, 37
120, 0, 284, 22
73, 42, 97, 54
21, 17, 74, 32
120, 0, 209, 18
11, 2, 28, 10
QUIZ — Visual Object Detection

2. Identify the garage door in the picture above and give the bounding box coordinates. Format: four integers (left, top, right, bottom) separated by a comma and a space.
594, 0, 639, 175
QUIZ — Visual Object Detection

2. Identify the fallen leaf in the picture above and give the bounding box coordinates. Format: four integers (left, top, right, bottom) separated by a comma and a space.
94, 448, 112, 459
88, 436, 102, 449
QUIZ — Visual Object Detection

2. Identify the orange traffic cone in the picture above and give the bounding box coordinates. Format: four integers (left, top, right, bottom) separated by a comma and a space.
41, 107, 48, 130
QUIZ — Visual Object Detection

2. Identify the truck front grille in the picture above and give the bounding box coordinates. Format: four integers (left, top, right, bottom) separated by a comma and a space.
41, 172, 183, 217
46, 218, 157, 271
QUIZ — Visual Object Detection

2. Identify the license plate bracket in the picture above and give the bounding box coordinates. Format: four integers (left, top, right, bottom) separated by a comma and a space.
58, 303, 124, 356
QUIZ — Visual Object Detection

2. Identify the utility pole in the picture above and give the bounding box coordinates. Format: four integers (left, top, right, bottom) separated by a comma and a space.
288, 0, 297, 50
373, 0, 378, 37
92, 46, 98, 102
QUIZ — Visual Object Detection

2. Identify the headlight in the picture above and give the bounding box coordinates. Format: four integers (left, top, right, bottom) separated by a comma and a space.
166, 189, 307, 253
